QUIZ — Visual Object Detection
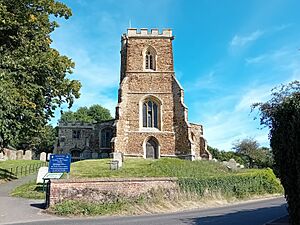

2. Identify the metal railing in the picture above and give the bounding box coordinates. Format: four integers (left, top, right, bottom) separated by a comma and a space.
0, 161, 48, 179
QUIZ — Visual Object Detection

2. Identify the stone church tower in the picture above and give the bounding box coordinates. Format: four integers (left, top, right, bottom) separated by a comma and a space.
112, 28, 210, 160
54, 28, 211, 161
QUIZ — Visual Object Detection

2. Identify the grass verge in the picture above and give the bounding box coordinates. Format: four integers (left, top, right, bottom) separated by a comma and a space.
0, 160, 47, 181
10, 181, 45, 199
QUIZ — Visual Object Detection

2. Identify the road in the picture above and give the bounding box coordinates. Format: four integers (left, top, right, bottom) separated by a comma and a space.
2, 197, 287, 225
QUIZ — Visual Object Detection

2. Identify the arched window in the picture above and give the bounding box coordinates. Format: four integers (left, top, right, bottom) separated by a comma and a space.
100, 127, 113, 148
143, 100, 159, 128
144, 47, 156, 71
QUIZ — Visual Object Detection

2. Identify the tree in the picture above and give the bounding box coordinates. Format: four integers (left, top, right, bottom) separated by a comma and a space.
232, 137, 259, 156
232, 138, 273, 168
253, 81, 300, 225
60, 104, 113, 123
0, 0, 81, 149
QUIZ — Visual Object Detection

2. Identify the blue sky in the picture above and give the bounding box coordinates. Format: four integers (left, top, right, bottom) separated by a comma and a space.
50, 0, 300, 150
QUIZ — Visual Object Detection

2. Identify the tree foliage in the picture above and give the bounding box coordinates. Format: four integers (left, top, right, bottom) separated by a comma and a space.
0, 0, 81, 149
253, 81, 300, 225
60, 104, 113, 123
233, 138, 273, 168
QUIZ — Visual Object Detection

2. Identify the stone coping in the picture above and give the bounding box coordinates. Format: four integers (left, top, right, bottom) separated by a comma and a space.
51, 177, 178, 184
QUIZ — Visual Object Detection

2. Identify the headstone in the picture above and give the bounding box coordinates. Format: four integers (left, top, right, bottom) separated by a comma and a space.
47, 153, 53, 161
36, 167, 49, 183
40, 152, 47, 161
110, 152, 123, 167
92, 152, 98, 159
110, 160, 119, 170
24, 150, 32, 160
228, 158, 237, 170
240, 165, 245, 169
212, 158, 218, 162
10, 151, 16, 160
0, 152, 4, 161
16, 150, 23, 160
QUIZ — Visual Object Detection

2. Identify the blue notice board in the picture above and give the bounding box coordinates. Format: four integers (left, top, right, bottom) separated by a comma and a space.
49, 154, 71, 173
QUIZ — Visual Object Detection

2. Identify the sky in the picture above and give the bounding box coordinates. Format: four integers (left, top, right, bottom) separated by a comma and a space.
50, 0, 300, 150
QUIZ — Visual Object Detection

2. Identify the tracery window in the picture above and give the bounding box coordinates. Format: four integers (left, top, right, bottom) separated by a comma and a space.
143, 100, 159, 128
100, 128, 113, 148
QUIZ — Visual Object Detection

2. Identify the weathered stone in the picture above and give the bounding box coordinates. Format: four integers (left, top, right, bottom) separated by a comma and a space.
52, 29, 211, 161
23, 150, 32, 160
16, 150, 23, 160
49, 177, 178, 207
0, 152, 4, 160
47, 153, 52, 161
40, 152, 47, 161
228, 158, 237, 170
110, 152, 123, 167
36, 167, 49, 184
10, 151, 16, 160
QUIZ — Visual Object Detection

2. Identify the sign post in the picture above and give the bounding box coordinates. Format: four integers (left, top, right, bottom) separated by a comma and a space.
43, 154, 72, 192
48, 154, 71, 173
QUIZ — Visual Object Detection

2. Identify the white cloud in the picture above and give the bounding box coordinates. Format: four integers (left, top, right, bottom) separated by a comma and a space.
230, 30, 264, 47
235, 86, 271, 112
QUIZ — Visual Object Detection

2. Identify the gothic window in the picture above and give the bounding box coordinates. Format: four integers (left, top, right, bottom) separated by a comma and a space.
144, 47, 156, 71
100, 128, 113, 148
72, 130, 81, 139
143, 100, 159, 128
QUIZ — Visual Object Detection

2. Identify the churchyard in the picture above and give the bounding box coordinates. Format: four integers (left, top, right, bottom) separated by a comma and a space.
9, 157, 283, 216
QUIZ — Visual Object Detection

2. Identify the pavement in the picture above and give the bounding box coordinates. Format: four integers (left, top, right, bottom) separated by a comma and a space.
0, 175, 61, 225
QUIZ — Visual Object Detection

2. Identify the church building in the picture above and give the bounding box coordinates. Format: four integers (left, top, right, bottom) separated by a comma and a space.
54, 28, 211, 161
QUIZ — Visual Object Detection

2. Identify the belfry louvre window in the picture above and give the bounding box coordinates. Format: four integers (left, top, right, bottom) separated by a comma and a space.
145, 46, 156, 71
143, 100, 159, 128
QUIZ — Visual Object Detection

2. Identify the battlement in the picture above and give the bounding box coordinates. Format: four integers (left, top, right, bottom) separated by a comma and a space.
58, 121, 94, 129
126, 28, 173, 38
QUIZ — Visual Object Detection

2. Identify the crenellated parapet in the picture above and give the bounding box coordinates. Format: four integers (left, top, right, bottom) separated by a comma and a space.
125, 28, 173, 39
58, 121, 94, 129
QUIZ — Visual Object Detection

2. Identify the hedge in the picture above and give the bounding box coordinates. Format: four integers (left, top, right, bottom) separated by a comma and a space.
178, 169, 283, 199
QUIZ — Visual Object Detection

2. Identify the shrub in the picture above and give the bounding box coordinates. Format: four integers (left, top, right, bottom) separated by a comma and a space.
254, 81, 300, 225
178, 169, 283, 199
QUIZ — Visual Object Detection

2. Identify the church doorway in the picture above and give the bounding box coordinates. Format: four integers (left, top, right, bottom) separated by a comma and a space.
145, 138, 159, 159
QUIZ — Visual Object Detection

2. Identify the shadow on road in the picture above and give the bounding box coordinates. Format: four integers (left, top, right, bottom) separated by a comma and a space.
30, 202, 46, 210
180, 204, 288, 225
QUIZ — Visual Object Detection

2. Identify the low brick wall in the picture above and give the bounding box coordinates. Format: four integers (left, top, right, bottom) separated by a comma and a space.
49, 177, 178, 206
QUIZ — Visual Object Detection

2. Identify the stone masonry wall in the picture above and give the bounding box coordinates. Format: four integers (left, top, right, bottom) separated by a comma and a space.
114, 29, 193, 157
49, 178, 178, 206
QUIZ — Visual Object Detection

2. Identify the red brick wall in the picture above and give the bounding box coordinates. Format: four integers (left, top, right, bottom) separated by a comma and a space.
49, 178, 178, 206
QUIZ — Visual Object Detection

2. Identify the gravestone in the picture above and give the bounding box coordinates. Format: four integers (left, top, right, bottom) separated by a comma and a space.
24, 150, 32, 160
10, 151, 16, 160
16, 150, 23, 160
228, 158, 237, 170
36, 167, 49, 183
110, 152, 123, 168
40, 152, 47, 161
0, 152, 4, 161
47, 153, 52, 161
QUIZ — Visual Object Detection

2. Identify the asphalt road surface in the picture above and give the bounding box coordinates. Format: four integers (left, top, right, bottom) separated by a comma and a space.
3, 197, 287, 225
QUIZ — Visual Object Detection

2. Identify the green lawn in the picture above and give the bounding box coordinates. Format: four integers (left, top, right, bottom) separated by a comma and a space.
10, 181, 45, 199
70, 158, 233, 179
0, 160, 47, 181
